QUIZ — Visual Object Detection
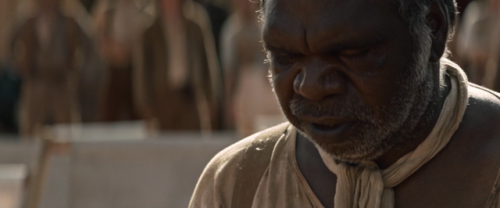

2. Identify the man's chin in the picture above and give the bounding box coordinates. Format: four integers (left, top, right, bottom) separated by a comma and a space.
316, 143, 386, 164
297, 128, 387, 164
295, 121, 357, 145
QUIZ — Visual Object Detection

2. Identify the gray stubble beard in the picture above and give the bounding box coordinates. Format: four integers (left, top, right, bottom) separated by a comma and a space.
290, 41, 438, 164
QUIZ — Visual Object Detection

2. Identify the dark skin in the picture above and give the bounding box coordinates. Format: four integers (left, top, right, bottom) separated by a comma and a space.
263, 0, 500, 207
297, 90, 500, 208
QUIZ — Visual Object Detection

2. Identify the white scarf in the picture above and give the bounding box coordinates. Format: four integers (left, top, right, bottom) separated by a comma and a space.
318, 61, 469, 208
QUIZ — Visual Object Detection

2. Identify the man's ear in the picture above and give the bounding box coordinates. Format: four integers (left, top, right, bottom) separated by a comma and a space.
427, 1, 450, 63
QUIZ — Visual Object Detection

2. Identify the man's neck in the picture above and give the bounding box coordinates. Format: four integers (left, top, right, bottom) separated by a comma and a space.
374, 63, 451, 169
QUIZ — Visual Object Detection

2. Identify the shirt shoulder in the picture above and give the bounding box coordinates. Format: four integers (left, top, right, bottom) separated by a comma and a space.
461, 84, 500, 205
461, 84, 500, 145
468, 83, 500, 106
189, 122, 290, 208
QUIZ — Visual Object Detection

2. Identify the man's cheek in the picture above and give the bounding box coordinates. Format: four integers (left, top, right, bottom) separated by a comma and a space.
270, 73, 297, 119
272, 72, 295, 100
273, 62, 302, 88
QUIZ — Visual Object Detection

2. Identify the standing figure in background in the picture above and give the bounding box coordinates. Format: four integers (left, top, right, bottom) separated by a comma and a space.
11, 0, 92, 138
193, 0, 228, 61
0, 1, 23, 134
134, 0, 221, 132
220, 0, 283, 136
482, 0, 500, 91
0, 1, 20, 64
93, 0, 152, 122
79, 0, 97, 12
455, 0, 500, 85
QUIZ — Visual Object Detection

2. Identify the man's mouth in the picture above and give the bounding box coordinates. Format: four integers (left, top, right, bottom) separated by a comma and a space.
299, 116, 355, 142
311, 122, 344, 131
301, 116, 352, 128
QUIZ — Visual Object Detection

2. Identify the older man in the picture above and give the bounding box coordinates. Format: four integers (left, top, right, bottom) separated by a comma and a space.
189, 0, 500, 208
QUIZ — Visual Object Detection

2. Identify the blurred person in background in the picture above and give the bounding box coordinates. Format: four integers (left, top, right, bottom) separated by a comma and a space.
193, 0, 228, 130
220, 0, 283, 136
483, 0, 500, 91
193, 0, 228, 61
0, 1, 21, 64
133, 0, 221, 132
10, 0, 93, 138
93, 0, 153, 122
455, 0, 500, 85
0, 64, 21, 134
80, 0, 97, 12
0, 1, 23, 134
444, 0, 472, 65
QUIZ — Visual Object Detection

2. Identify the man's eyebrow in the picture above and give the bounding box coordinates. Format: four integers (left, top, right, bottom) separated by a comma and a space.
321, 39, 379, 53
318, 31, 386, 53
264, 44, 301, 54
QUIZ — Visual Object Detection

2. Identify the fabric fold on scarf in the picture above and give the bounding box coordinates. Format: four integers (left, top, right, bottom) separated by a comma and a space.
318, 62, 469, 208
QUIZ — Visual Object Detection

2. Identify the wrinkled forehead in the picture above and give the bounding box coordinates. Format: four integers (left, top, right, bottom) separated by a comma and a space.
262, 0, 396, 25
262, 0, 403, 51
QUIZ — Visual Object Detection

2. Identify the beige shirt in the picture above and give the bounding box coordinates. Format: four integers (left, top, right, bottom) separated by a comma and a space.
189, 79, 500, 208
189, 125, 327, 208
190, 121, 500, 208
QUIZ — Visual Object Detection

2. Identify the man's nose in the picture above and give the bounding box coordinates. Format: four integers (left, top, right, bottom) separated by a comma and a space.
293, 60, 346, 101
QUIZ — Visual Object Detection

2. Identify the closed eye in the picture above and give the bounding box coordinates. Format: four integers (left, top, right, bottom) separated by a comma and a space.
268, 51, 301, 67
340, 48, 370, 59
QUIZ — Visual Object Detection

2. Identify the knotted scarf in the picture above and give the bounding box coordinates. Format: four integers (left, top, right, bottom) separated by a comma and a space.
318, 62, 469, 208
